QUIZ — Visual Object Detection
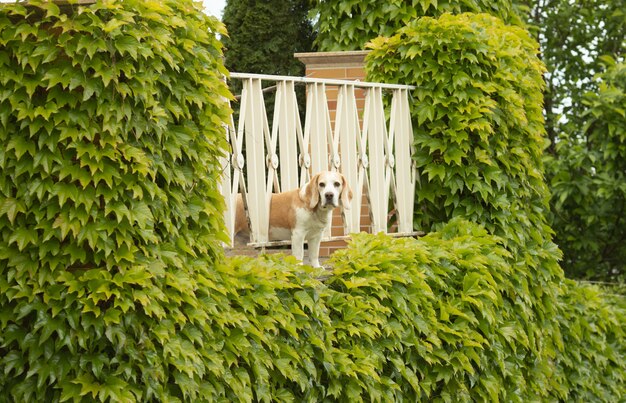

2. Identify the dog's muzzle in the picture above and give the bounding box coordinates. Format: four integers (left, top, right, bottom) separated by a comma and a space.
323, 192, 337, 208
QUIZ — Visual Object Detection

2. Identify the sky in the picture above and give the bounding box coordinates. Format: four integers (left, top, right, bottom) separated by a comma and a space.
202, 0, 226, 19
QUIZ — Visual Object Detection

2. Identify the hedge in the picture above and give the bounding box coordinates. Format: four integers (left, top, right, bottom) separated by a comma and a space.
1, 1, 624, 401
325, 223, 625, 401
364, 14, 572, 393
192, 220, 625, 401
0, 0, 231, 400
366, 13, 551, 246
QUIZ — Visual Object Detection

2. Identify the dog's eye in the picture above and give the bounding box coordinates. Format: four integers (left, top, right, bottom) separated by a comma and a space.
319, 182, 325, 188
334, 181, 340, 187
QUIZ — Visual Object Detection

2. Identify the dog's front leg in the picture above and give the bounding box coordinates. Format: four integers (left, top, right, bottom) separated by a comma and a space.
307, 233, 323, 268
291, 229, 306, 264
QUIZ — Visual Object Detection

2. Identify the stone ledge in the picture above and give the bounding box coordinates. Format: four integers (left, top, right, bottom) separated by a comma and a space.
295, 50, 370, 68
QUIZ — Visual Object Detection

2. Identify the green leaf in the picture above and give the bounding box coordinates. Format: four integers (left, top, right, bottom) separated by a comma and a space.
114, 35, 139, 60
0, 197, 26, 224
8, 228, 38, 251
415, 102, 435, 125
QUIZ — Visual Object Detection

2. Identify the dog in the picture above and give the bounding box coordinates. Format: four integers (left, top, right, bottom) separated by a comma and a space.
234, 171, 352, 267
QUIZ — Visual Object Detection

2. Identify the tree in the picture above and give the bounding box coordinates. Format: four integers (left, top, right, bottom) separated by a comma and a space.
221, 0, 316, 125
516, 0, 625, 149
222, 0, 315, 82
312, 0, 521, 51
516, 0, 625, 280
547, 61, 626, 282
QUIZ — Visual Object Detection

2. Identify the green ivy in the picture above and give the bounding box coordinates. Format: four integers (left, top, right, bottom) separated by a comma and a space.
367, 14, 550, 243
312, 0, 521, 51
193, 221, 624, 401
365, 12, 574, 397
2, 1, 622, 400
0, 0, 230, 400
326, 223, 625, 401
324, 221, 517, 401
552, 279, 626, 400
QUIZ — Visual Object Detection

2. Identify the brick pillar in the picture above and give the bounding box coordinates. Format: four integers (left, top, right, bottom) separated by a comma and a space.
294, 51, 371, 258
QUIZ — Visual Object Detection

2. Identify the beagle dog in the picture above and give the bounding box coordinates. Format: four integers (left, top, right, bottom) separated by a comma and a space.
234, 171, 352, 267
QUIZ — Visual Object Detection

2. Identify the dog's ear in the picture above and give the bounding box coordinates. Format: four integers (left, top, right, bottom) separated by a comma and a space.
340, 174, 353, 210
299, 173, 320, 209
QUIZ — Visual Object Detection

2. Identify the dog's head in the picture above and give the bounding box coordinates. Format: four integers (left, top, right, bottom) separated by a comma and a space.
300, 171, 353, 210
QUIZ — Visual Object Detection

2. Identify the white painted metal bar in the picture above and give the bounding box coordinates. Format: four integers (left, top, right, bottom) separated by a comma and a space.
300, 85, 314, 186
218, 122, 234, 244
267, 83, 280, 194
242, 78, 270, 243
276, 81, 300, 191
393, 89, 416, 234
364, 87, 389, 234
307, 83, 333, 239
359, 88, 372, 233
218, 73, 236, 245
230, 72, 416, 91
222, 81, 250, 245
336, 84, 361, 233
309, 83, 331, 175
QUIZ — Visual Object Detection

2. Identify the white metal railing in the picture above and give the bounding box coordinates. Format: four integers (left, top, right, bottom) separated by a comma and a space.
220, 72, 418, 247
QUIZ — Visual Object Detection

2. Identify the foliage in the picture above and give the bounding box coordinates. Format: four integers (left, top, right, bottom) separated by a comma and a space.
1, 0, 622, 400
173, 221, 624, 401
62, 219, 614, 402
546, 61, 626, 281
365, 14, 581, 397
553, 279, 626, 400
324, 222, 541, 401
366, 13, 551, 248
222, 0, 315, 76
514, 0, 625, 281
222, 0, 315, 97
312, 0, 521, 51
0, 0, 231, 400
515, 0, 625, 146
326, 224, 625, 401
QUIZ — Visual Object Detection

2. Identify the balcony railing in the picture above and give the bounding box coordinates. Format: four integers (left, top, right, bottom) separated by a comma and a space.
220, 72, 418, 247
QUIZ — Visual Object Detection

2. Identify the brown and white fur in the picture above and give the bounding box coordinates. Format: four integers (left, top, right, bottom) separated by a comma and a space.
235, 171, 353, 267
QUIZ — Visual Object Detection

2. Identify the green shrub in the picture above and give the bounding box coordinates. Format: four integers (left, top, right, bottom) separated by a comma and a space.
324, 220, 518, 401
553, 280, 625, 400
206, 221, 625, 401
366, 14, 551, 245
364, 12, 563, 295
312, 0, 521, 51
365, 13, 574, 397
326, 222, 625, 401
354, 11, 624, 402
0, 0, 230, 400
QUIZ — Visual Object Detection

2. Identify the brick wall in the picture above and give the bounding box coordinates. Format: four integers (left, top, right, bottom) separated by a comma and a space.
294, 51, 371, 258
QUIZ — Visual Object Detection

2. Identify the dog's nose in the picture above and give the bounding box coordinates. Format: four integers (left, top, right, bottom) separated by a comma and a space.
325, 192, 334, 201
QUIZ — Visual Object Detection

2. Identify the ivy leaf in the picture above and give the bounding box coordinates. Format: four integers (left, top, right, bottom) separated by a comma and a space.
114, 35, 139, 60
0, 197, 26, 224
415, 102, 435, 125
